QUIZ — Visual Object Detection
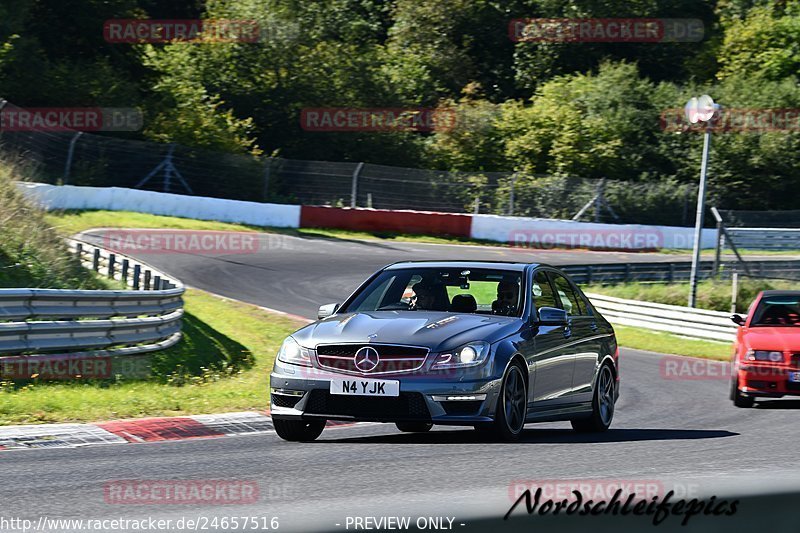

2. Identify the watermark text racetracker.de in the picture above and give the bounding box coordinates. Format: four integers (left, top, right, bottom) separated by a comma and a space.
0, 107, 142, 132
300, 108, 457, 133
0, 515, 280, 532
509, 18, 704, 43
101, 230, 291, 255
506, 479, 738, 526
510, 228, 664, 252
661, 107, 800, 132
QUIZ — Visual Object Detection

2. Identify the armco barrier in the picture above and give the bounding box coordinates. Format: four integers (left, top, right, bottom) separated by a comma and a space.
300, 205, 472, 238
586, 292, 738, 342
0, 238, 184, 375
728, 228, 800, 251
562, 260, 800, 283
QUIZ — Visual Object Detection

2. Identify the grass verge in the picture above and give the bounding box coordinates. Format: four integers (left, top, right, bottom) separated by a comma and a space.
586, 279, 798, 313
613, 325, 732, 361
0, 289, 304, 425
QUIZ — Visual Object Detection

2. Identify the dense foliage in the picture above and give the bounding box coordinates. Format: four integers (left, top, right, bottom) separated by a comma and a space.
0, 0, 798, 211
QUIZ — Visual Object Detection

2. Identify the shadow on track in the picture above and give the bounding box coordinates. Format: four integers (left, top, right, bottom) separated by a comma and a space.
754, 399, 800, 409
321, 427, 738, 444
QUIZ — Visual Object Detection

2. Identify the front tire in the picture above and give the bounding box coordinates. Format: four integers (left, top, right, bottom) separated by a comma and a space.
273, 418, 326, 442
395, 422, 433, 433
572, 364, 615, 433
490, 362, 528, 441
731, 377, 755, 408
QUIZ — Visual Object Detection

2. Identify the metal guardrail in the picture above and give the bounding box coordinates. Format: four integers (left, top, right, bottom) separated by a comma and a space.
0, 238, 184, 362
586, 292, 738, 342
727, 229, 800, 251
562, 259, 800, 284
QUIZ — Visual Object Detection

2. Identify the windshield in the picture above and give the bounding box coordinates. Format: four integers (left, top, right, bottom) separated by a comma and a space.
751, 296, 800, 327
344, 267, 524, 317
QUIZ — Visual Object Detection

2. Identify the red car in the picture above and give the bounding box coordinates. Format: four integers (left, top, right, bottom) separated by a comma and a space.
730, 290, 800, 408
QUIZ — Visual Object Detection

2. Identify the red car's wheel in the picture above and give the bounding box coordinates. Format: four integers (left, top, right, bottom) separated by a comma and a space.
730, 376, 755, 408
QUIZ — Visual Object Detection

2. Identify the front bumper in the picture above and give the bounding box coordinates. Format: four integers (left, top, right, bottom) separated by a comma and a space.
269, 362, 502, 425
738, 364, 800, 397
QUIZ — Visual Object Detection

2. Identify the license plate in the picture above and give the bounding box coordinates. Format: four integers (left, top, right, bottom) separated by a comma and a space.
329, 378, 399, 397
789, 372, 800, 383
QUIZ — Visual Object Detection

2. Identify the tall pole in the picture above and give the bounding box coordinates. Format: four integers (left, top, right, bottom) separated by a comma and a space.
688, 126, 712, 308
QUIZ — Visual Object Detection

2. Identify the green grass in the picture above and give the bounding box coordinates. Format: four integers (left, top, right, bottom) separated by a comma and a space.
0, 289, 303, 425
586, 279, 798, 313
613, 325, 732, 361
0, 170, 111, 289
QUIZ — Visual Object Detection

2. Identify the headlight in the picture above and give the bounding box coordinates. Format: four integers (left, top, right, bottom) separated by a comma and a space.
746, 350, 784, 362
277, 336, 312, 366
432, 342, 490, 369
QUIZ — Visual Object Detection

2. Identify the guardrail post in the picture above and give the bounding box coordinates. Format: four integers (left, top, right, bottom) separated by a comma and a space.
731, 271, 739, 313
144, 270, 152, 290
350, 162, 364, 208
153, 275, 161, 290
133, 265, 141, 290
108, 253, 116, 279
624, 264, 631, 283
668, 263, 675, 283
121, 259, 129, 284
586, 266, 593, 284
92, 248, 100, 271
76, 242, 83, 260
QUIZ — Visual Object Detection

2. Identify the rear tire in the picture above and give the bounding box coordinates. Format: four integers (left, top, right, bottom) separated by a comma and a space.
731, 377, 755, 408
395, 422, 433, 433
572, 364, 615, 433
490, 362, 528, 442
273, 418, 326, 442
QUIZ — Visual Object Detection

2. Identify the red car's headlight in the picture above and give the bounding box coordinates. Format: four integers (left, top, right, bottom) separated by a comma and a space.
746, 350, 784, 363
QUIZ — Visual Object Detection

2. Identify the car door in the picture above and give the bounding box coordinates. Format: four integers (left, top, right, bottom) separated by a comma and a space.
550, 272, 602, 403
525, 269, 577, 407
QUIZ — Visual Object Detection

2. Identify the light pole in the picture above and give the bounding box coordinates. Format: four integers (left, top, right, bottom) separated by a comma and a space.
686, 95, 719, 308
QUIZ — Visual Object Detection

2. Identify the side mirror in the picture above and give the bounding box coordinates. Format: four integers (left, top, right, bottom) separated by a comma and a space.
535, 306, 569, 326
318, 303, 340, 320
731, 314, 745, 326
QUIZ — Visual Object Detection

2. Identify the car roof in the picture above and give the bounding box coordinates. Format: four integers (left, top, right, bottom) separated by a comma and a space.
384, 260, 537, 272
760, 290, 800, 297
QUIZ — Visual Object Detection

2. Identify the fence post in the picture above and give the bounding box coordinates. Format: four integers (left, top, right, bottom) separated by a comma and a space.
262, 157, 272, 202
76, 242, 83, 261
133, 265, 141, 290
63, 131, 83, 185
92, 248, 100, 271
350, 162, 364, 208
108, 253, 116, 279
153, 275, 161, 290
144, 270, 152, 290
121, 259, 130, 284
731, 271, 739, 313
508, 173, 518, 216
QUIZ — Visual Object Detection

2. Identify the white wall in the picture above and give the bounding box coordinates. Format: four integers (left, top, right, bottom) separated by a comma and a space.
18, 183, 301, 228
471, 214, 717, 250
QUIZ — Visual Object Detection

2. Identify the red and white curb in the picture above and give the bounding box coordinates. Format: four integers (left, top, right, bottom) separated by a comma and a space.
0, 411, 358, 451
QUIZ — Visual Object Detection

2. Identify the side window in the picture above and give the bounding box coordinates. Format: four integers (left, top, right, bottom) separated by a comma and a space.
551, 274, 584, 316
531, 270, 557, 310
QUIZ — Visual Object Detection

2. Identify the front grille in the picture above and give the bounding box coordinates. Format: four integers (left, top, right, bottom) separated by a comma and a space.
787, 381, 800, 392
304, 390, 430, 421
271, 393, 302, 408
316, 344, 428, 375
747, 380, 775, 390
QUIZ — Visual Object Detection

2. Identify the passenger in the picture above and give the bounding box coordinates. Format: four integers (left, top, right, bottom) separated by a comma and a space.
492, 280, 520, 316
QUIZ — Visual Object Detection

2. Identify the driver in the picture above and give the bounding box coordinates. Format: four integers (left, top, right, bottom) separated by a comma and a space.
411, 281, 437, 310
492, 280, 520, 316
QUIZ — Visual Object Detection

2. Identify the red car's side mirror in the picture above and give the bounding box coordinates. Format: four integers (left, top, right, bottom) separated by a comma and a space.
731, 314, 745, 326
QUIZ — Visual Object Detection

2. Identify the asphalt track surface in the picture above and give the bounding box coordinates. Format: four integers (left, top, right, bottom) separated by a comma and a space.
3, 231, 799, 532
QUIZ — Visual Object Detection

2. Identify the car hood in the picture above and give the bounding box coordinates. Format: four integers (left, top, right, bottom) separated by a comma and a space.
292, 311, 521, 352
742, 327, 800, 352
